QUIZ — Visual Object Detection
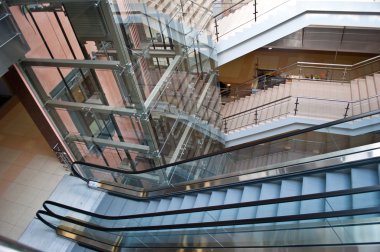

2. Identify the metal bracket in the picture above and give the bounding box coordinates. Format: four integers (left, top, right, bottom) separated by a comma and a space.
139, 112, 149, 121
94, 0, 101, 7
117, 62, 135, 75
81, 107, 93, 117
150, 150, 161, 158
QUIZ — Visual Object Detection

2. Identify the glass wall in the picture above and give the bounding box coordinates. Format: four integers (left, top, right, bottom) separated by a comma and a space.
10, 0, 224, 170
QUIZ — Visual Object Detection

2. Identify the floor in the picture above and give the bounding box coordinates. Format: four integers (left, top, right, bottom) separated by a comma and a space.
0, 99, 69, 240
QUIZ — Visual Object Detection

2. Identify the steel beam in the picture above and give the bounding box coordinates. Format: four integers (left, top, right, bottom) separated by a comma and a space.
21, 58, 121, 70
100, 0, 162, 164
197, 73, 216, 109
45, 100, 138, 116
66, 134, 150, 153
169, 122, 192, 164
6, 0, 92, 5
96, 49, 177, 58
144, 55, 182, 109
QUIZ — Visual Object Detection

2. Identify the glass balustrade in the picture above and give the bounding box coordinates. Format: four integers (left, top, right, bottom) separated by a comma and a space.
37, 185, 380, 248
71, 110, 380, 196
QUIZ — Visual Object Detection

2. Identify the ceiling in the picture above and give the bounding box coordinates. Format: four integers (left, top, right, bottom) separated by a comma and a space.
265, 26, 380, 54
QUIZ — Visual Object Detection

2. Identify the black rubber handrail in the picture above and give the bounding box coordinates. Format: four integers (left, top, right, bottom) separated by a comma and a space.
42, 185, 380, 221
36, 205, 380, 232
72, 108, 380, 180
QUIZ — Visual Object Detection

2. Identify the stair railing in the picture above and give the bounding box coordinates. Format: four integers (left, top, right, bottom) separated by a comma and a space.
217, 0, 291, 40
223, 55, 380, 103
212, 0, 252, 41
223, 94, 380, 133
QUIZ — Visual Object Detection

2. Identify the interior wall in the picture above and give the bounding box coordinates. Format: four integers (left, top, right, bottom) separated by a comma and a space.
218, 49, 377, 85
3, 66, 61, 150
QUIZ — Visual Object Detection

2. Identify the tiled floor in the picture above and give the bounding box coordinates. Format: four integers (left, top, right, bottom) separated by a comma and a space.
0, 100, 69, 240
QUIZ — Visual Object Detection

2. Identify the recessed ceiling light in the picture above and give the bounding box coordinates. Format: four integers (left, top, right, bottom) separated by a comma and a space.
268, 47, 273, 50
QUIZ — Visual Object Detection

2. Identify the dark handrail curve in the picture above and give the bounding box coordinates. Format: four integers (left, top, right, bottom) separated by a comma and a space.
42, 185, 380, 221
71, 108, 380, 181
36, 206, 380, 233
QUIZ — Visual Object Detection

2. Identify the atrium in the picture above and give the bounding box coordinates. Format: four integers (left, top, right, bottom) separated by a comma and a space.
0, 0, 380, 251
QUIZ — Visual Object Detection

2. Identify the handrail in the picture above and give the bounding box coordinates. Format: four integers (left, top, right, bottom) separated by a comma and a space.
223, 95, 291, 120
72, 108, 380, 180
42, 184, 380, 221
223, 93, 380, 122
223, 54, 380, 102
184, 0, 212, 14
213, 0, 249, 19
37, 205, 380, 232
219, 0, 291, 39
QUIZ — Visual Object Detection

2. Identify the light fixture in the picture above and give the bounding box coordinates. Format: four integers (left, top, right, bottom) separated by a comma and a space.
268, 47, 273, 50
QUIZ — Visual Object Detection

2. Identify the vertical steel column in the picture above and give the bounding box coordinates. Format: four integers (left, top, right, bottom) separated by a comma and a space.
100, 0, 161, 165
18, 63, 82, 159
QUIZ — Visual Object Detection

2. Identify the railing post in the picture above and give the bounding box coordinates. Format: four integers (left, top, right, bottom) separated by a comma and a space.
344, 102, 350, 118
224, 119, 228, 133
214, 18, 219, 42
342, 67, 348, 81
254, 109, 258, 124
294, 98, 299, 116
253, 0, 257, 21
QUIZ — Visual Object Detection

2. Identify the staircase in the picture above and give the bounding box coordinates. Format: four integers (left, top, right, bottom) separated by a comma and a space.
222, 73, 380, 134
150, 70, 224, 143
142, 0, 214, 33
118, 1, 216, 60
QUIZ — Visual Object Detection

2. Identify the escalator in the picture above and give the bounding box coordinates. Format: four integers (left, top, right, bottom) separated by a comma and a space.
36, 109, 380, 251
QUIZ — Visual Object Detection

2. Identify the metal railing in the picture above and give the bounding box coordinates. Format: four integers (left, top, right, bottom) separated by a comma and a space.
223, 94, 380, 133
217, 0, 290, 40
222, 55, 380, 103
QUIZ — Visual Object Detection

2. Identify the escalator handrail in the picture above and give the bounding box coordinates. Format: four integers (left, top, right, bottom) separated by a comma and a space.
42, 185, 380, 221
36, 205, 380, 232
71, 108, 380, 180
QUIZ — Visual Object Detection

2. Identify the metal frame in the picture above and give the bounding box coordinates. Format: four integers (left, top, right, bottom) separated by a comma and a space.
65, 134, 150, 153
144, 55, 182, 109
69, 108, 380, 198
45, 100, 137, 116
100, 0, 162, 164
21, 58, 121, 70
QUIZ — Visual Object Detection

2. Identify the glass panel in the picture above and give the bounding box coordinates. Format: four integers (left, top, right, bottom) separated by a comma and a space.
73, 110, 380, 193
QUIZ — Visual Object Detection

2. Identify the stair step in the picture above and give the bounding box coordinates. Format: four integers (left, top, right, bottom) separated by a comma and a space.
174, 195, 197, 224
325, 172, 351, 211
202, 191, 226, 222
300, 176, 325, 214
188, 193, 210, 223
256, 183, 280, 218
351, 167, 380, 209
277, 180, 301, 216
236, 186, 261, 220
219, 188, 243, 221
150, 198, 171, 226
